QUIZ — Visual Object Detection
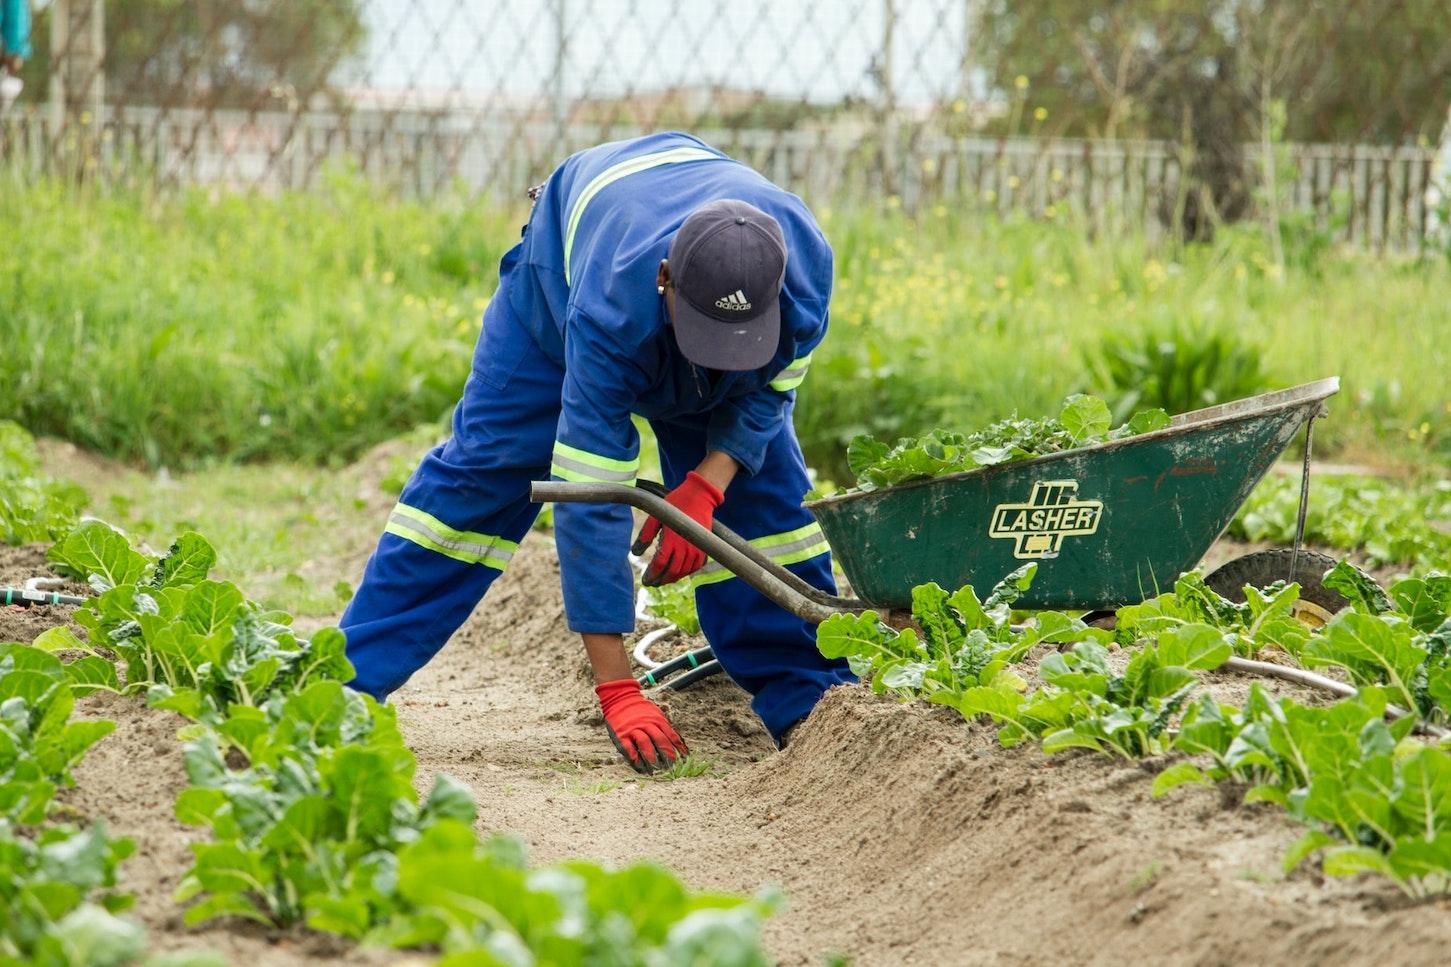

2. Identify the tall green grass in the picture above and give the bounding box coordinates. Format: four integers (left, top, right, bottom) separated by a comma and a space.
2, 175, 1446, 475
1, 170, 513, 465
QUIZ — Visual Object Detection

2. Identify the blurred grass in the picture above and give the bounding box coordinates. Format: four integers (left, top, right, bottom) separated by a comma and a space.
2, 173, 1446, 479
0, 168, 512, 466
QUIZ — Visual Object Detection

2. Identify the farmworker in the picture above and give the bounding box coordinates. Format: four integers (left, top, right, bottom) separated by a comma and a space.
0, 0, 29, 107
342, 132, 854, 772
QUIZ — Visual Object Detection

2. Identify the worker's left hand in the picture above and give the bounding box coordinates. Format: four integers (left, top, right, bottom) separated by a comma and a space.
595, 678, 688, 773
632, 471, 724, 586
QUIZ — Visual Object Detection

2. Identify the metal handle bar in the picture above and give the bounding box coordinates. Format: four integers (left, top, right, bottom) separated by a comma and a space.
630, 479, 865, 613
530, 480, 866, 625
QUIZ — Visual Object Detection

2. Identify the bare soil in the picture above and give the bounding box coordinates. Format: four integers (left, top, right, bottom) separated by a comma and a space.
5, 504, 1448, 964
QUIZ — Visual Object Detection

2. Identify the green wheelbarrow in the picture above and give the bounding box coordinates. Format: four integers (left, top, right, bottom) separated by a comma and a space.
531, 377, 1344, 689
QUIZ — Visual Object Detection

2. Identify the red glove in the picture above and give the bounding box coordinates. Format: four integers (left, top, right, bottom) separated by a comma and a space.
595, 679, 688, 773
632, 471, 724, 586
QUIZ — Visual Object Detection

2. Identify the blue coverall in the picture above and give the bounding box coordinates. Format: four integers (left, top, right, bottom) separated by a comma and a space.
340, 132, 854, 741
1, 0, 31, 61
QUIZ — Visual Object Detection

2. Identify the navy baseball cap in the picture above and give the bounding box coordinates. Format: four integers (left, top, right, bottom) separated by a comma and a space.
668, 199, 787, 371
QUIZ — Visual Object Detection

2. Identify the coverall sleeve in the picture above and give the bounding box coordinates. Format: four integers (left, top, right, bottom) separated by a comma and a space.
706, 300, 828, 475
2, 0, 31, 60
550, 314, 649, 634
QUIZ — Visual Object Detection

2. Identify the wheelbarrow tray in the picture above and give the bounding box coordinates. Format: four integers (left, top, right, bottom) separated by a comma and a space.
805, 377, 1339, 611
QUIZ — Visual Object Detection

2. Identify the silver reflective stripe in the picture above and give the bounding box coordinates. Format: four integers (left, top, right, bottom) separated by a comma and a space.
549, 452, 638, 483
563, 145, 721, 284
775, 365, 808, 381
694, 530, 828, 580
387, 511, 516, 565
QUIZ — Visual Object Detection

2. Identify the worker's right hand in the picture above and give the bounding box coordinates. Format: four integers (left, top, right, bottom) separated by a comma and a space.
632, 471, 724, 586
595, 678, 688, 773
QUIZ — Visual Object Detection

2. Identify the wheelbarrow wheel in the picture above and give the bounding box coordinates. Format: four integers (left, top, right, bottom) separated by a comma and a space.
1205, 549, 1349, 629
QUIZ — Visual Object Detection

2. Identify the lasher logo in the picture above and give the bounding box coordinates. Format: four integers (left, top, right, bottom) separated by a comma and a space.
715, 289, 752, 310
988, 480, 1103, 559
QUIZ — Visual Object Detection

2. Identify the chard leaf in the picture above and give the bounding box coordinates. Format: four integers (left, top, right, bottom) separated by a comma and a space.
180, 582, 245, 637
1282, 830, 1338, 872
1111, 407, 1171, 439
152, 533, 218, 588
1389, 576, 1451, 633
1151, 762, 1209, 798
1320, 845, 1397, 879
421, 773, 478, 826
815, 613, 891, 661
1156, 623, 1231, 671
845, 436, 889, 478
1323, 561, 1393, 614
1059, 394, 1112, 443
46, 521, 149, 590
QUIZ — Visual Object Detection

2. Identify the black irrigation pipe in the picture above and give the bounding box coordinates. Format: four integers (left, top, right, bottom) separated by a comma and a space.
1, 586, 89, 608
638, 646, 717, 688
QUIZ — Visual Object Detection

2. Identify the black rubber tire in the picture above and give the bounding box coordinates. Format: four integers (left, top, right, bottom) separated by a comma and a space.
1204, 549, 1350, 614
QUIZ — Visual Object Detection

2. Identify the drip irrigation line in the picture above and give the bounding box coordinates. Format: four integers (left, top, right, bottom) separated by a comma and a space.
1222, 656, 1449, 739
661, 660, 722, 691
632, 625, 679, 670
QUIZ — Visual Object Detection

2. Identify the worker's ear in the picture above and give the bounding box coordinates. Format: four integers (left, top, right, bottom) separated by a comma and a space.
657, 259, 670, 291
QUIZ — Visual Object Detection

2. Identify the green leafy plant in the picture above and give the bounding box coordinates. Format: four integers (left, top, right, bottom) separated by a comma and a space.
1232, 474, 1451, 572
370, 820, 777, 966
0, 820, 141, 967
643, 581, 701, 636
0, 645, 115, 825
1115, 570, 1313, 659
173, 681, 474, 934
817, 564, 1109, 710
844, 395, 1169, 491
0, 421, 87, 546
40, 522, 353, 722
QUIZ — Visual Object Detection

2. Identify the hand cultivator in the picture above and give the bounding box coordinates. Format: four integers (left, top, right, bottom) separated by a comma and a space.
535, 378, 1349, 693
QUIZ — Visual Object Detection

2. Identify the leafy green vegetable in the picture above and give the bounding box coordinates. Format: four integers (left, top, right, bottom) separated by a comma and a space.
0, 422, 88, 546
818, 558, 1451, 897
643, 581, 701, 636
1116, 570, 1312, 659
0, 820, 138, 966
1231, 475, 1451, 572
173, 681, 467, 933
369, 820, 778, 965
845, 395, 1170, 491
43, 523, 354, 722
817, 565, 1109, 715
0, 645, 115, 825
28, 523, 773, 956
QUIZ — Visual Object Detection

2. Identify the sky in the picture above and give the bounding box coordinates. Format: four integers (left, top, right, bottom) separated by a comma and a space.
352, 0, 976, 107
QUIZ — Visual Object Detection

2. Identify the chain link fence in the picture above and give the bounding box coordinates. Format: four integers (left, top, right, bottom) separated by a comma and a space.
1, 0, 1448, 251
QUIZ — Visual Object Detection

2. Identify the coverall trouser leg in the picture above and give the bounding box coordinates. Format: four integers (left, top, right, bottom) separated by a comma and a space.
652, 416, 855, 742
340, 289, 563, 700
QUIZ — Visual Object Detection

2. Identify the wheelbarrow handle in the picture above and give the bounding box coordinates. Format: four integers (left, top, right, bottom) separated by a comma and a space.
529, 480, 864, 625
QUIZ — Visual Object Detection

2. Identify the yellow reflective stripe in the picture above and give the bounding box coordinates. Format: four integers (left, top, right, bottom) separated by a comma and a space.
692, 522, 830, 587
563, 146, 720, 285
769, 352, 813, 392
550, 441, 639, 486
385, 503, 518, 570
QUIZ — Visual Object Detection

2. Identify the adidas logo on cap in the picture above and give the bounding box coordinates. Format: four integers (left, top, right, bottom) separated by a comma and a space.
715, 289, 752, 311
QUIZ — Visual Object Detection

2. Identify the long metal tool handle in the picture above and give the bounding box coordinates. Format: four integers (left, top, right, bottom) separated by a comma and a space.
631, 479, 864, 613
530, 480, 862, 625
